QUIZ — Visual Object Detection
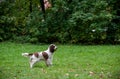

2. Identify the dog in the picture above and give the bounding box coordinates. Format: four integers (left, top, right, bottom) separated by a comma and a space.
22, 44, 57, 68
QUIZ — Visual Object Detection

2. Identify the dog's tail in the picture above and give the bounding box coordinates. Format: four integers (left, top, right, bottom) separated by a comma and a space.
22, 53, 33, 57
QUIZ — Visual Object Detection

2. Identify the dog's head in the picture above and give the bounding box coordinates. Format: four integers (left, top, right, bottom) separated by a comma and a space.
49, 44, 57, 53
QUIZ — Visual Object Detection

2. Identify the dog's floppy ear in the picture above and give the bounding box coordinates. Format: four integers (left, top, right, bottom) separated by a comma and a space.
49, 44, 57, 53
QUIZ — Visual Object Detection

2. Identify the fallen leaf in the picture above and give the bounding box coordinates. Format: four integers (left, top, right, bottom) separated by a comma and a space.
75, 74, 79, 77
65, 73, 69, 76
89, 71, 94, 76
99, 74, 104, 78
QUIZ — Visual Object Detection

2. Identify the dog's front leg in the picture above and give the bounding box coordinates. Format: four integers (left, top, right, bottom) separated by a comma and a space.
46, 59, 52, 66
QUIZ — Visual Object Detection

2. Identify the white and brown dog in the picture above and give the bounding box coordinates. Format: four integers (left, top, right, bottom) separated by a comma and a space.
22, 44, 57, 68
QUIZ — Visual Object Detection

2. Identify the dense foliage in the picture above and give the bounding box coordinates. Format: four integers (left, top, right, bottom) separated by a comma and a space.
0, 0, 120, 44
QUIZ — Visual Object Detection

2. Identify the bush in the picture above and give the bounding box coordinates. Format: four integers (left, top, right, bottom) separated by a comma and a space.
0, 0, 119, 44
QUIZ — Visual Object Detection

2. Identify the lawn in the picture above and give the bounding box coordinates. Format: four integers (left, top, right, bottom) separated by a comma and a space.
0, 42, 120, 79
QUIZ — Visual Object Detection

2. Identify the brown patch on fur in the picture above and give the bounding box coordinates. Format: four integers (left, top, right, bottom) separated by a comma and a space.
42, 52, 48, 60
50, 45, 55, 53
29, 53, 33, 56
28, 53, 39, 58
34, 53, 39, 58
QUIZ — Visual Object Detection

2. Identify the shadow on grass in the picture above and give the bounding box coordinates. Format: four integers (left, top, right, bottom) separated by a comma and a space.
0, 68, 13, 79
112, 70, 120, 79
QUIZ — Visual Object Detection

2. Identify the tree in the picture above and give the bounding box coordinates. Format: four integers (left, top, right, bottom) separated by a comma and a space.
106, 0, 120, 44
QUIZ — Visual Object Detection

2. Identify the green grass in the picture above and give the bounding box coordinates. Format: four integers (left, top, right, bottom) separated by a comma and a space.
0, 42, 120, 79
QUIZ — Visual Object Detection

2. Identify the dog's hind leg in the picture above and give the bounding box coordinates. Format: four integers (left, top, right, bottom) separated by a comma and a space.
29, 58, 38, 68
